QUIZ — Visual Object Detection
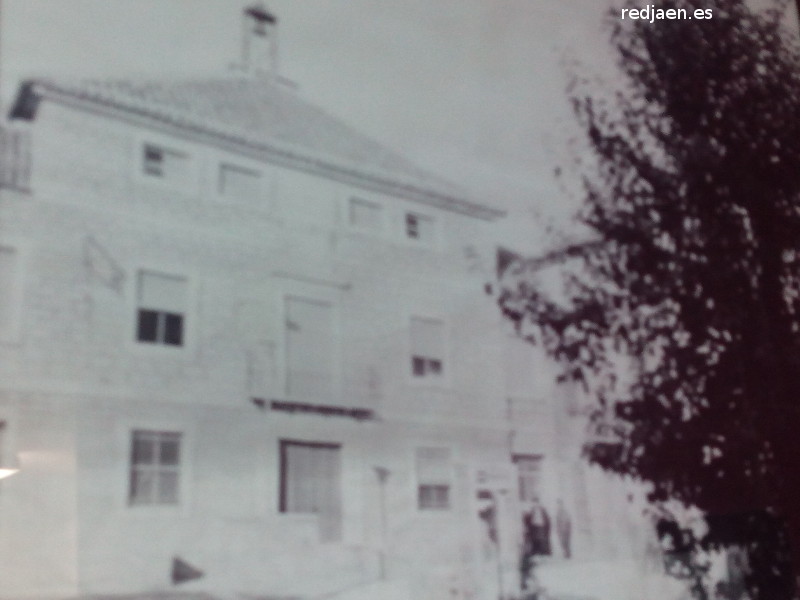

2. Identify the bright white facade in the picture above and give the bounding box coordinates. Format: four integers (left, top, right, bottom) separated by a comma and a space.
0, 5, 654, 600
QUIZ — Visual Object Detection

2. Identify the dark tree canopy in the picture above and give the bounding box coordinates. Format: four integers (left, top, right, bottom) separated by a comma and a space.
499, 1, 800, 597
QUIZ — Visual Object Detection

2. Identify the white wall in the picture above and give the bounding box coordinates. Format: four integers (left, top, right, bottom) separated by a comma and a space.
0, 98, 526, 598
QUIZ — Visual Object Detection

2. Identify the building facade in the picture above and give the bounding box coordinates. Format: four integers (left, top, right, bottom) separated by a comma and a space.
0, 5, 647, 600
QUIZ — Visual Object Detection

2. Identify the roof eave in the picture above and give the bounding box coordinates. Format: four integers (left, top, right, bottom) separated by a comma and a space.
16, 81, 506, 221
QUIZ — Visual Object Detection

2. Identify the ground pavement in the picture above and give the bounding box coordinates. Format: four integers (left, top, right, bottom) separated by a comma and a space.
534, 557, 692, 600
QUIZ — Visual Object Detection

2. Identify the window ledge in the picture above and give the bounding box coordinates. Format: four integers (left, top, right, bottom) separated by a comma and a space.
406, 379, 453, 392
130, 340, 189, 356
415, 508, 457, 518
277, 512, 323, 524
122, 504, 186, 518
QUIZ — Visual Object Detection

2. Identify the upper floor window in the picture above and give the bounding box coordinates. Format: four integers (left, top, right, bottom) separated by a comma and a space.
136, 271, 187, 347
416, 447, 452, 510
348, 197, 382, 231
219, 163, 262, 200
410, 317, 444, 379
405, 212, 434, 244
285, 297, 334, 398
0, 246, 20, 342
129, 429, 182, 506
142, 144, 190, 185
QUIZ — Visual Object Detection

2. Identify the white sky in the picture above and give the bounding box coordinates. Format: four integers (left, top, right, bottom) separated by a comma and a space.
0, 1, 626, 251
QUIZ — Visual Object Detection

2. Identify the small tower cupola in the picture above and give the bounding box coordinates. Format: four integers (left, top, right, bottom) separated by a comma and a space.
242, 3, 278, 77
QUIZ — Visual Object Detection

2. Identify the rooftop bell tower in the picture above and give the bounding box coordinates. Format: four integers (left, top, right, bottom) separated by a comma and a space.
242, 3, 278, 78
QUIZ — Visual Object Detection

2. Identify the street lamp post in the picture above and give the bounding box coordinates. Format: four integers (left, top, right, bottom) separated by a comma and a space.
374, 466, 391, 580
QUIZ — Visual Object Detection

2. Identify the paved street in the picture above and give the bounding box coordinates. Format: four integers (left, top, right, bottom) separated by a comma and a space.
534, 558, 690, 600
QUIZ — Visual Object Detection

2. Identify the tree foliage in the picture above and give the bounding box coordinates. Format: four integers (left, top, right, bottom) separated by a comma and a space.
499, 1, 800, 597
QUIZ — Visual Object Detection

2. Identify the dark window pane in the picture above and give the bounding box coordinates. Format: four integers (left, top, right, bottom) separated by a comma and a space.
132, 435, 155, 465
144, 146, 162, 161
163, 313, 184, 346
419, 485, 435, 509
412, 356, 426, 376
405, 214, 419, 238
129, 431, 182, 506
137, 309, 159, 342
159, 438, 180, 466
144, 146, 163, 176
428, 359, 442, 375
419, 484, 450, 510
436, 485, 450, 508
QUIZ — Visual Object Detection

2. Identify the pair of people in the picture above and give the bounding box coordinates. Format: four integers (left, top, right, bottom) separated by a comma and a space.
520, 498, 572, 591
522, 498, 572, 559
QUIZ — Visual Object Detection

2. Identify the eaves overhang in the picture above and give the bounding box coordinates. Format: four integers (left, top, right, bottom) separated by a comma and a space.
12, 80, 506, 221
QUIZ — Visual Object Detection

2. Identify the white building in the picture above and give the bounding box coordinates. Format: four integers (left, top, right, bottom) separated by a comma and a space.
0, 5, 653, 600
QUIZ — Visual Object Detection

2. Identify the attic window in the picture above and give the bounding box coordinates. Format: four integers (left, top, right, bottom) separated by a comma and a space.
142, 144, 190, 184
405, 212, 434, 243
219, 164, 262, 199
348, 197, 382, 231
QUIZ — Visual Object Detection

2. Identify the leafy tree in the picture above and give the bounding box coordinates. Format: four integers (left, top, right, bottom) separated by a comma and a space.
498, 1, 800, 597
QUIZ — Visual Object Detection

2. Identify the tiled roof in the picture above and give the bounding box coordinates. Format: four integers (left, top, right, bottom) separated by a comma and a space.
11, 76, 504, 219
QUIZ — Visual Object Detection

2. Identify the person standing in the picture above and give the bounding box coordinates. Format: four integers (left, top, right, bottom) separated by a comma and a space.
520, 497, 549, 591
556, 499, 572, 559
525, 497, 551, 556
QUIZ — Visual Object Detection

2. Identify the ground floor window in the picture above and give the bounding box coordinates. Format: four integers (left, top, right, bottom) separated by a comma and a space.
129, 430, 182, 505
416, 447, 452, 510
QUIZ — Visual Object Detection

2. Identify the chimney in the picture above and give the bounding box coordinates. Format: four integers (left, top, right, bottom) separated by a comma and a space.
242, 3, 278, 77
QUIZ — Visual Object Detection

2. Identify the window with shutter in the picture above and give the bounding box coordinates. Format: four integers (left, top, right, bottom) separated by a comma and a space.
410, 317, 444, 379
142, 144, 190, 184
416, 447, 452, 510
405, 212, 434, 243
136, 271, 187, 346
